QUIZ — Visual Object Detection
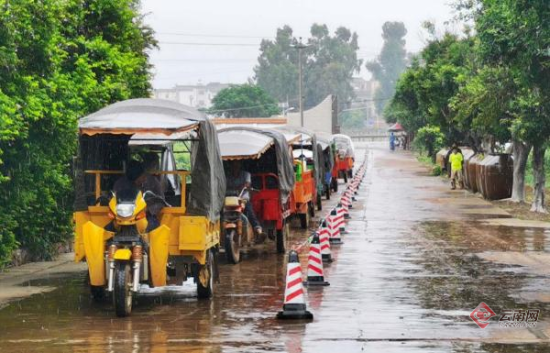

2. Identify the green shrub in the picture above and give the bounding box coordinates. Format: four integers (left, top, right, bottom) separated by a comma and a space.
413, 125, 445, 158
0, 0, 156, 265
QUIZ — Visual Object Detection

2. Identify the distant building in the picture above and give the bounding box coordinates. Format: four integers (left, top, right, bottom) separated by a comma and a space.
153, 82, 230, 109
350, 77, 382, 129
352, 77, 379, 102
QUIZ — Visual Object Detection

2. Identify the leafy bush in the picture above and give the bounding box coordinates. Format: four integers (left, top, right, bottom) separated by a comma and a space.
413, 125, 445, 158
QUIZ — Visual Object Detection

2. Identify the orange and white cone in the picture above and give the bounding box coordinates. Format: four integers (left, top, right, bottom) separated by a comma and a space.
277, 251, 313, 320
328, 209, 344, 245
333, 205, 348, 233
341, 191, 353, 209
304, 233, 330, 287
318, 222, 333, 263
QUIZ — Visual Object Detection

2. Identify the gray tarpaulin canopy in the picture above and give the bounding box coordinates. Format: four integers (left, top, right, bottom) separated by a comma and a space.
75, 98, 226, 222
218, 129, 274, 160
315, 132, 335, 177
275, 126, 322, 191
218, 127, 295, 205
333, 134, 355, 159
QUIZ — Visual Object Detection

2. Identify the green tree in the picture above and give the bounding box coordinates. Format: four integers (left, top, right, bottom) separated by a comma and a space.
254, 24, 362, 111
475, 0, 550, 211
209, 84, 280, 118
385, 33, 476, 157
0, 0, 155, 265
366, 22, 408, 115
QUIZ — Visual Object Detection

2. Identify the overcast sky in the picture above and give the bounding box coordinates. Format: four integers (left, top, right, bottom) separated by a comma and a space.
141, 0, 457, 89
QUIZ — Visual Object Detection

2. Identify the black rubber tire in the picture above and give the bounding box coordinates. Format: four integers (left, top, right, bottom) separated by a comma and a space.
90, 285, 105, 303
113, 262, 132, 317
224, 229, 241, 264
276, 222, 288, 254
316, 194, 323, 211
299, 209, 309, 229
343, 172, 348, 183
331, 178, 338, 192
197, 250, 214, 299
348, 170, 353, 178
325, 185, 331, 200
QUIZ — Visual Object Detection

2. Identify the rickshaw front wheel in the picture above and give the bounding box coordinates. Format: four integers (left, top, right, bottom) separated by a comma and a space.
224, 229, 241, 264
113, 262, 133, 317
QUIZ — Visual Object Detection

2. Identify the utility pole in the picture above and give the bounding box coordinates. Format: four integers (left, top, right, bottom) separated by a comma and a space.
291, 38, 309, 127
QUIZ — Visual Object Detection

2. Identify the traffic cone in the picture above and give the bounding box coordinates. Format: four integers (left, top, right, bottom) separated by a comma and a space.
334, 204, 348, 233
304, 233, 330, 287
277, 251, 314, 320
318, 221, 333, 263
328, 209, 344, 245
341, 192, 352, 209
336, 202, 350, 222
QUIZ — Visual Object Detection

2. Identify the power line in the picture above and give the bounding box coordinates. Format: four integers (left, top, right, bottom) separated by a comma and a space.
157, 32, 273, 40
158, 41, 261, 47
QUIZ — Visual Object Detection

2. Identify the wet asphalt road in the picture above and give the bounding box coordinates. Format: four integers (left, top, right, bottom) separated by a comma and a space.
2, 143, 550, 352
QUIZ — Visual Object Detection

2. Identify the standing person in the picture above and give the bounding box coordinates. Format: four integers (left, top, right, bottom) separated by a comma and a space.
389, 132, 396, 151
449, 146, 464, 190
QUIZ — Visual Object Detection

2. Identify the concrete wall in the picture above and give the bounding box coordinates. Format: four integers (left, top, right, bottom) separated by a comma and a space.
287, 95, 335, 134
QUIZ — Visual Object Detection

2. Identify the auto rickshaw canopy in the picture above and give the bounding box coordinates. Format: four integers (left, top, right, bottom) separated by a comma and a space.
75, 98, 226, 222
333, 134, 355, 159
218, 127, 295, 205
218, 129, 274, 160
276, 126, 322, 191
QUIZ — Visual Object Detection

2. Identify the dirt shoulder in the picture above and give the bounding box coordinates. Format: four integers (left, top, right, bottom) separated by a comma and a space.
0, 253, 85, 307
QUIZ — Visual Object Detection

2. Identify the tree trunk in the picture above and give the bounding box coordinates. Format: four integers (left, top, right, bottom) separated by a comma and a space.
511, 140, 531, 203
530, 143, 547, 213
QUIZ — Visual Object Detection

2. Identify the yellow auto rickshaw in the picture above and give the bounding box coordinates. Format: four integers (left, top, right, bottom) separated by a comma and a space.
73, 99, 226, 317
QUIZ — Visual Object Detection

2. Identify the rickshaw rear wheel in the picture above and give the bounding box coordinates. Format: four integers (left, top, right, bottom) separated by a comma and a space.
309, 201, 316, 217
331, 178, 338, 192
113, 262, 132, 317
276, 221, 289, 254
343, 172, 348, 183
197, 250, 214, 299
299, 209, 309, 229
325, 185, 331, 200
90, 285, 105, 302
224, 229, 241, 264
316, 194, 323, 211
86, 272, 105, 302
348, 170, 353, 178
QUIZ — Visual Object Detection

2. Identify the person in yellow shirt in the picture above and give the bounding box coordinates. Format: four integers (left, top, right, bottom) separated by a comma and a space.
449, 146, 464, 190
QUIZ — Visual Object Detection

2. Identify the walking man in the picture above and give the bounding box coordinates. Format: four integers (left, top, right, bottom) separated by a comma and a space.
449, 146, 464, 190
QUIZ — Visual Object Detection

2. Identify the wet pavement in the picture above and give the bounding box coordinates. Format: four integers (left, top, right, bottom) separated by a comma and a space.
2, 143, 550, 352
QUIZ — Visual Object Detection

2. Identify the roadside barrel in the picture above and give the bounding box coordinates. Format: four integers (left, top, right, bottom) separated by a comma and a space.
468, 154, 484, 193
462, 149, 476, 190
277, 251, 314, 320
479, 154, 513, 200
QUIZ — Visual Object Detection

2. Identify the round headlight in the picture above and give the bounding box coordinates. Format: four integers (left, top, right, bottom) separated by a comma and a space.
116, 204, 136, 218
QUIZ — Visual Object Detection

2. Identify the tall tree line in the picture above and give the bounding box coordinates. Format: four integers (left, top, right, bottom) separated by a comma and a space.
254, 24, 362, 111
386, 0, 550, 213
0, 0, 155, 265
